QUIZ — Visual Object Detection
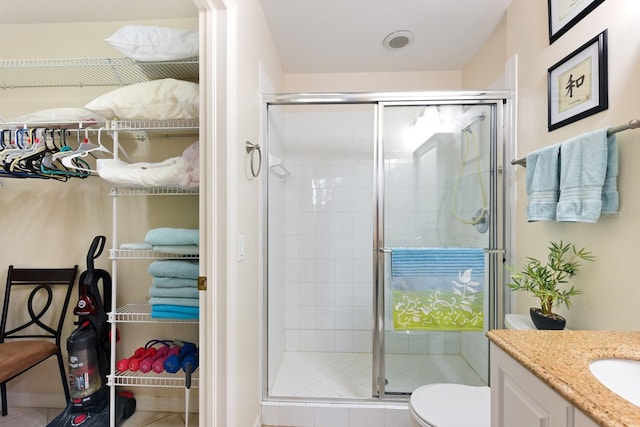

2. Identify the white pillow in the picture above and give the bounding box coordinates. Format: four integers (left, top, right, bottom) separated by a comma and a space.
10, 107, 106, 124
97, 157, 189, 188
106, 25, 198, 62
84, 79, 199, 120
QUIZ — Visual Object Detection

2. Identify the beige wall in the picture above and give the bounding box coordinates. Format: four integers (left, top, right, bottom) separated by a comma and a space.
462, 15, 507, 90
500, 0, 640, 330
284, 70, 462, 92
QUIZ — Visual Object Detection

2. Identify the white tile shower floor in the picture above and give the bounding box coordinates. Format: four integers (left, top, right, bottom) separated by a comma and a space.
269, 352, 486, 399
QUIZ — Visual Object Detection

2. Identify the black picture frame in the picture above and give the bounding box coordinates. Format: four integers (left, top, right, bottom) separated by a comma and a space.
547, 30, 608, 132
548, 0, 606, 44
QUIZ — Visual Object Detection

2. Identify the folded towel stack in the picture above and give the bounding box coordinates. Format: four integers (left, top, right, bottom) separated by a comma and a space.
148, 257, 200, 320
145, 227, 199, 255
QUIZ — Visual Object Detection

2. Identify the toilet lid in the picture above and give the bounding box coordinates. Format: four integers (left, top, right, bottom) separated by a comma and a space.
409, 384, 490, 427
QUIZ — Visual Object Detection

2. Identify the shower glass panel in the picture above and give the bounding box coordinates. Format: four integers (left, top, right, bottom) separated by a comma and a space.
266, 103, 376, 399
379, 104, 493, 395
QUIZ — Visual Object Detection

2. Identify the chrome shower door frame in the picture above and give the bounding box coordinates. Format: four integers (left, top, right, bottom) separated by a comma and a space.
261, 91, 513, 402
374, 96, 509, 398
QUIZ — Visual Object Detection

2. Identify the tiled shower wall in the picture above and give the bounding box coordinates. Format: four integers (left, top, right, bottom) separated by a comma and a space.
281, 109, 375, 354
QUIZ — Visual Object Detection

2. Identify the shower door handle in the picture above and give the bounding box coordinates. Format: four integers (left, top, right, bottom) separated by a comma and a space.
378, 248, 392, 253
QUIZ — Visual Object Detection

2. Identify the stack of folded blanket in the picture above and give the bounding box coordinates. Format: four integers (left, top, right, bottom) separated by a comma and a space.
145, 227, 199, 255
148, 259, 200, 320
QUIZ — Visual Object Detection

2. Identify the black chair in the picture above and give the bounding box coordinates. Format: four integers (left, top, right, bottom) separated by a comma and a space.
0, 265, 78, 416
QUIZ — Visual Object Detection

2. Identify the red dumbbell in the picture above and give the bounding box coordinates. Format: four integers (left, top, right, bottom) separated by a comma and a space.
152, 345, 180, 373
116, 347, 146, 372
140, 346, 170, 373
128, 347, 156, 372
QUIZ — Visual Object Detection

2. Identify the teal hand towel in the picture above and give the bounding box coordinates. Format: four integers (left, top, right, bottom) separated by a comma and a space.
148, 259, 199, 279
152, 244, 199, 255
526, 144, 560, 221
601, 132, 619, 215
556, 128, 610, 222
151, 304, 199, 320
145, 227, 199, 246
149, 296, 199, 307
149, 285, 199, 299
152, 276, 198, 288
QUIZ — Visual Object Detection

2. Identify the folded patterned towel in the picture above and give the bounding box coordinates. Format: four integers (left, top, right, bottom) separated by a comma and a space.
151, 304, 199, 320
149, 285, 199, 299
145, 228, 199, 246
148, 259, 199, 279
152, 276, 198, 288
149, 296, 199, 307
152, 245, 199, 255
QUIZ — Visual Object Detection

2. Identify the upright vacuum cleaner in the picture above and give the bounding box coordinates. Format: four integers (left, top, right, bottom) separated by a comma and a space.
48, 236, 136, 427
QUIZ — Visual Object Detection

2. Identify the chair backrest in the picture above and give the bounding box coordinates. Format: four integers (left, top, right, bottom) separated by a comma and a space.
0, 265, 78, 347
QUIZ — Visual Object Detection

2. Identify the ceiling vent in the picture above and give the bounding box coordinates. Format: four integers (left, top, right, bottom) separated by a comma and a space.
383, 30, 414, 49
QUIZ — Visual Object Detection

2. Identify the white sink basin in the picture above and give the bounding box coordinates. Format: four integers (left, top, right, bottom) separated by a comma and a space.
589, 358, 640, 407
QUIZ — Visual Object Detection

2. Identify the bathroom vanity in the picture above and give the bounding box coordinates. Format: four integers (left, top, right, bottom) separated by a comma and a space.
487, 330, 640, 427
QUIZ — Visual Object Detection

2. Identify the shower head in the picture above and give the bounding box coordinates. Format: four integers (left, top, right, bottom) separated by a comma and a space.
462, 112, 486, 133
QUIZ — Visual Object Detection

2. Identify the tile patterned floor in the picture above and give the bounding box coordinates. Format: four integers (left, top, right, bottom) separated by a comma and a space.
269, 351, 485, 399
0, 407, 197, 427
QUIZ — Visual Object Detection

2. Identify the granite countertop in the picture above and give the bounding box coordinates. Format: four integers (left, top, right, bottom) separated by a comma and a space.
487, 330, 640, 427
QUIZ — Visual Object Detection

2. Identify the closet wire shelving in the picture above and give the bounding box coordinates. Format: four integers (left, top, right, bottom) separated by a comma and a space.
2, 55, 202, 419
107, 120, 200, 391
0, 57, 199, 89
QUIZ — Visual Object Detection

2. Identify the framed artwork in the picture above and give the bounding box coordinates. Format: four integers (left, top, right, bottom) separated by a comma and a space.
548, 0, 606, 44
547, 30, 608, 131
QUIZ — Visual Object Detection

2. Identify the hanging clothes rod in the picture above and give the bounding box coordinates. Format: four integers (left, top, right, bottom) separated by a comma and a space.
511, 119, 640, 166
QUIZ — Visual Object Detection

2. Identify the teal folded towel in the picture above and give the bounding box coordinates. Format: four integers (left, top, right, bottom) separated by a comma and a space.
152, 244, 199, 255
556, 128, 611, 222
526, 144, 560, 221
145, 228, 199, 246
149, 285, 199, 299
152, 276, 198, 288
151, 304, 199, 320
148, 260, 199, 279
601, 132, 619, 215
149, 296, 199, 307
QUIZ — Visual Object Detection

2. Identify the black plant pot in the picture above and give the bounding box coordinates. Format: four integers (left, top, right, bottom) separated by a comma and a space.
529, 307, 566, 330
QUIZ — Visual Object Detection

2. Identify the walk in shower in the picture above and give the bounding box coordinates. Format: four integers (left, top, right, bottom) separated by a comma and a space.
263, 92, 511, 402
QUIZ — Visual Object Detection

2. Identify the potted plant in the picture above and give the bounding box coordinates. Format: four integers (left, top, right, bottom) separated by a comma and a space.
506, 240, 594, 330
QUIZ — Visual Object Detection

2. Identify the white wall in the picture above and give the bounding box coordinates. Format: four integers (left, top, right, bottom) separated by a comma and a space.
225, 0, 284, 425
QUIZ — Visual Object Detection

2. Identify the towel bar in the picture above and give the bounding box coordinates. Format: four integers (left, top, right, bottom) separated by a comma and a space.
511, 119, 639, 166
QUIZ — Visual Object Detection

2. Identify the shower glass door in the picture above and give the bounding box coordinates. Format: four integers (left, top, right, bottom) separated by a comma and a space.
265, 103, 377, 399
377, 102, 499, 396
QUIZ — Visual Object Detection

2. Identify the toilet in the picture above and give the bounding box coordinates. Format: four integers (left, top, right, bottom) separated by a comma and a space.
408, 314, 532, 427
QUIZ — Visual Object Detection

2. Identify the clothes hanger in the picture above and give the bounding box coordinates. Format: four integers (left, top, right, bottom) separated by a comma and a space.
58, 128, 112, 174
